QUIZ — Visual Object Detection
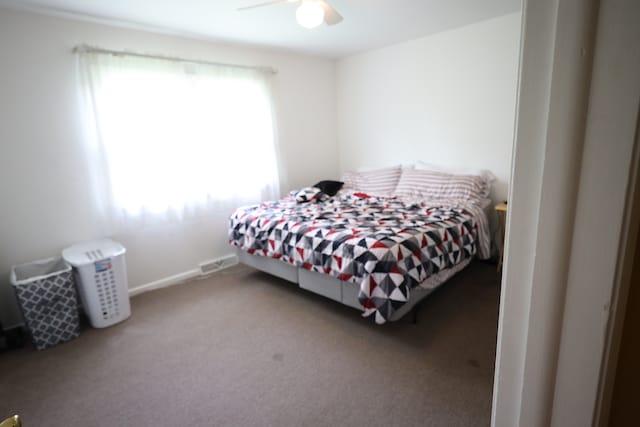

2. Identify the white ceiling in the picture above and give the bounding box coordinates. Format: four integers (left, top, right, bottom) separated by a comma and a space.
1, 0, 521, 58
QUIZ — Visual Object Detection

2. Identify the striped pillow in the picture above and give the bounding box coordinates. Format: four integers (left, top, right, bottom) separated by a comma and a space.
341, 170, 360, 191
394, 169, 488, 202
341, 166, 402, 196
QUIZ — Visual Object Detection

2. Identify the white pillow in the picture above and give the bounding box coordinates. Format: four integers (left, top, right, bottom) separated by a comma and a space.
394, 168, 489, 201
340, 165, 402, 196
414, 161, 496, 189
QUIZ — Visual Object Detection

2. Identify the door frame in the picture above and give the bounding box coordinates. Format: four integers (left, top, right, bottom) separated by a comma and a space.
593, 104, 640, 426
492, 0, 640, 425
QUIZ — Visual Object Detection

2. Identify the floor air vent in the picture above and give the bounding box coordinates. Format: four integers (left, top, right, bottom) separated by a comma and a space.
199, 255, 237, 275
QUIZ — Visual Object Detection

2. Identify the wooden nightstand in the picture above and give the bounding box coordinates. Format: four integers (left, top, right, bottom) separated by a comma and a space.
495, 202, 508, 271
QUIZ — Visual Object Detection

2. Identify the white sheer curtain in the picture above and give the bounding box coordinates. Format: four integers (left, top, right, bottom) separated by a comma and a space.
77, 49, 280, 228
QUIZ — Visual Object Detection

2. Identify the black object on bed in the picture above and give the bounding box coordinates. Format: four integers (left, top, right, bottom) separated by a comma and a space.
312, 180, 344, 196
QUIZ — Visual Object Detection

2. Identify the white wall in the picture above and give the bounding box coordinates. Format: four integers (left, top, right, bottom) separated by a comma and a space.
335, 13, 521, 202
0, 7, 338, 326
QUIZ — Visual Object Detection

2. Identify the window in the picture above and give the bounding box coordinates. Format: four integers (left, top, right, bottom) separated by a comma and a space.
78, 48, 280, 223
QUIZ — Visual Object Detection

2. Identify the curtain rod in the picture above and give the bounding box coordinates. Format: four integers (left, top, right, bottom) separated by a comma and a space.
72, 44, 278, 75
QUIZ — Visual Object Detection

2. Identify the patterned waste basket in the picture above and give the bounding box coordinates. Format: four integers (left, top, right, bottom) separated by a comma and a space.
10, 256, 80, 350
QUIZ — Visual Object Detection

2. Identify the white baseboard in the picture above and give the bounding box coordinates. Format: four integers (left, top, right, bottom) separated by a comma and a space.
128, 254, 239, 297
128, 268, 201, 297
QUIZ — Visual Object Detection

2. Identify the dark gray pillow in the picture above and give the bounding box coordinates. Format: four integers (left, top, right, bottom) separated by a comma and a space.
313, 180, 344, 196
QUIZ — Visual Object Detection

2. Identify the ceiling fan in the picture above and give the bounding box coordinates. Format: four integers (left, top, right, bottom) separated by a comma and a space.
238, 0, 344, 29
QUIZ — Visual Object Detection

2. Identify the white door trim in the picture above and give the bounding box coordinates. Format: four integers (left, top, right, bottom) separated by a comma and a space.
493, 0, 640, 426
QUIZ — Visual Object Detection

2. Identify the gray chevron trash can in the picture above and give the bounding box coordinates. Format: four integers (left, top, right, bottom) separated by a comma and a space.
10, 257, 80, 350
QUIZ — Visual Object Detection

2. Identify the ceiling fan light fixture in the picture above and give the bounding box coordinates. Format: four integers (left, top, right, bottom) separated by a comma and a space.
296, 1, 325, 29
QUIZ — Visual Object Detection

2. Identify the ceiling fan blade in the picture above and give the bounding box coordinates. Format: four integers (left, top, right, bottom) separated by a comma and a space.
237, 0, 290, 11
320, 1, 343, 25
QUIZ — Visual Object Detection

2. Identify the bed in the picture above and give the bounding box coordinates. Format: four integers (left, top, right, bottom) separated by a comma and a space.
229, 164, 494, 324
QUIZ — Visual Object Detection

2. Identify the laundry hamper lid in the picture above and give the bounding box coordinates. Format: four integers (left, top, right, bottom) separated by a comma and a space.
62, 238, 126, 267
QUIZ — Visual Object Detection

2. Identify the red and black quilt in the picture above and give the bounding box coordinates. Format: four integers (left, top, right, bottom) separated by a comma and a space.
229, 193, 480, 323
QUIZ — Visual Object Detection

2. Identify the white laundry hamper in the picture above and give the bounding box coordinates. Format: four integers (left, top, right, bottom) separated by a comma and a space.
62, 239, 131, 328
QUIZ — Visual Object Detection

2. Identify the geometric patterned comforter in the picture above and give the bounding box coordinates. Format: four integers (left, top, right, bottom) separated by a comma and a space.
229, 192, 488, 324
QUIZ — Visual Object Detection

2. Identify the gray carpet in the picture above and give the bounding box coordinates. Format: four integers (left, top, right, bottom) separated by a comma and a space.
0, 261, 499, 427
